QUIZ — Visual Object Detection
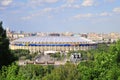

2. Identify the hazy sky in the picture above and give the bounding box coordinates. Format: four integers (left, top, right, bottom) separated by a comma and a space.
0, 0, 120, 33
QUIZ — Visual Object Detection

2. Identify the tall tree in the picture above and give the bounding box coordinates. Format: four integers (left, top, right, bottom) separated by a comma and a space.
0, 21, 14, 69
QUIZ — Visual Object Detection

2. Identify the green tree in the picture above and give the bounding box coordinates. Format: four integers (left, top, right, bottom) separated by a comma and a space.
0, 21, 15, 69
77, 40, 120, 80
0, 63, 19, 80
42, 63, 79, 80
96, 43, 109, 52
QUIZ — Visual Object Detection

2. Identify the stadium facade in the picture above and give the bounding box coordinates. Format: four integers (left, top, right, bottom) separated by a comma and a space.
10, 36, 97, 53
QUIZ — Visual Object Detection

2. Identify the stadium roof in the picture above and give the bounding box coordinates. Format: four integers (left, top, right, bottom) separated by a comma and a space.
12, 36, 95, 43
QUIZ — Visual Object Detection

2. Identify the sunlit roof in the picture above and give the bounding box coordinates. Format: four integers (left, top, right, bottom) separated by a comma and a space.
12, 36, 95, 43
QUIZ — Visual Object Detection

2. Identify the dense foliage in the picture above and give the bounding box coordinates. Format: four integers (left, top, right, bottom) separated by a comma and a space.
0, 64, 54, 80
11, 49, 37, 60
0, 21, 15, 69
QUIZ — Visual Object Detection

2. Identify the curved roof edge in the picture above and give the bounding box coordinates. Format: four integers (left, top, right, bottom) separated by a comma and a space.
11, 36, 96, 43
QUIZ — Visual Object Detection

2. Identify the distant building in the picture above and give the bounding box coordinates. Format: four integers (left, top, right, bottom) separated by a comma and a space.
81, 33, 87, 38
61, 32, 73, 36
48, 33, 60, 36
10, 36, 97, 53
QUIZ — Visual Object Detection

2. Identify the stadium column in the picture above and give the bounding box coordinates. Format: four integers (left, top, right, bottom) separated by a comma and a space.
76, 42, 79, 51
78, 42, 80, 50
22, 42, 23, 50
83, 42, 86, 50
27, 42, 29, 52
81, 42, 83, 50
38, 42, 40, 53
68, 45, 70, 51
55, 42, 57, 51
49, 43, 51, 51
70, 42, 73, 51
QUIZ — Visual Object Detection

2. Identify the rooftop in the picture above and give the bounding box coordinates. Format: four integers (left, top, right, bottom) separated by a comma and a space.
12, 36, 95, 43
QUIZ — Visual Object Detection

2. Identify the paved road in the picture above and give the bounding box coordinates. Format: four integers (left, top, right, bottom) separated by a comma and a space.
35, 55, 54, 62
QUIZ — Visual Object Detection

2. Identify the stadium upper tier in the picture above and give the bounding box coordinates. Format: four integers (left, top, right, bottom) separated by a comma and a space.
10, 36, 97, 52
11, 36, 95, 43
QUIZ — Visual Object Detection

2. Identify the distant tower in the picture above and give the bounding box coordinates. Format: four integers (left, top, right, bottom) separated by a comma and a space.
6, 27, 11, 39
6, 27, 10, 33
49, 33, 60, 36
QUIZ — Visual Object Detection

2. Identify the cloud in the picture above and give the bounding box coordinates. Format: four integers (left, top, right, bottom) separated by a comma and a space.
28, 0, 58, 5
21, 16, 32, 20
113, 7, 120, 14
21, 11, 43, 20
73, 11, 113, 20
21, 7, 54, 20
0, 7, 5, 10
73, 13, 93, 19
0, 0, 13, 6
47, 15, 53, 19
60, 0, 81, 9
22, 0, 58, 9
61, 4, 80, 9
44, 0, 58, 3
81, 0, 95, 7
66, 0, 75, 4
73, 5, 80, 8
104, 0, 115, 3
21, 13, 42, 20
43, 8, 53, 12
100, 12, 111, 16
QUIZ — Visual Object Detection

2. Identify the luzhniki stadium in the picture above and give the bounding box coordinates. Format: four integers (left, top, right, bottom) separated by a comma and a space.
10, 36, 97, 53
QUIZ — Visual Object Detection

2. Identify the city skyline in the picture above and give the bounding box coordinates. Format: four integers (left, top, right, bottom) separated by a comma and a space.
0, 0, 120, 33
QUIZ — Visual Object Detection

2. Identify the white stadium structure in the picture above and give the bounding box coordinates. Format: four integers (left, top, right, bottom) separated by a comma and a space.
10, 36, 97, 53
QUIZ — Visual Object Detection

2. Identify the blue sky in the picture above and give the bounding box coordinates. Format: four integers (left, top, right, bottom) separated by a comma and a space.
0, 0, 120, 33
